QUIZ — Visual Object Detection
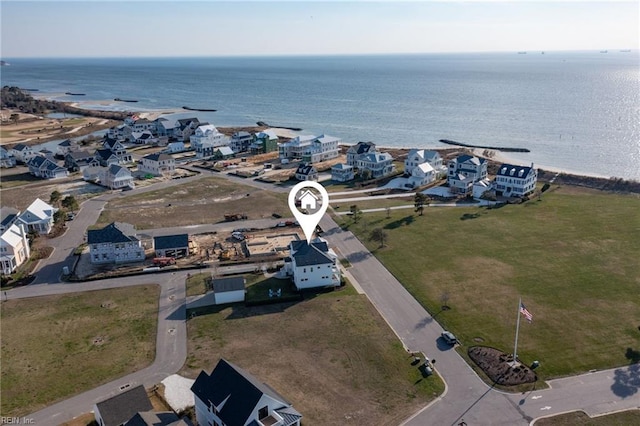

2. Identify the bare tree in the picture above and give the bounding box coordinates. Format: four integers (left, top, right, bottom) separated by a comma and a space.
414, 192, 427, 216
369, 228, 388, 248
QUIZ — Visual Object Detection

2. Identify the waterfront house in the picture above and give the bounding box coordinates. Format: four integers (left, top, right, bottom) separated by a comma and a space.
191, 359, 302, 426
282, 238, 341, 290
473, 179, 493, 199
93, 384, 153, 426
230, 131, 253, 153
448, 173, 475, 195
87, 222, 145, 264
174, 117, 200, 142
0, 223, 30, 275
131, 117, 155, 133
294, 163, 318, 181
405, 149, 444, 175
155, 117, 177, 137
346, 141, 376, 166
27, 155, 69, 179
250, 130, 279, 154
153, 234, 189, 258
447, 155, 487, 184
212, 277, 246, 305
100, 164, 134, 190
331, 163, 355, 182
191, 124, 228, 153
10, 143, 37, 164
303, 134, 341, 163
278, 134, 316, 160
138, 153, 175, 176
407, 162, 436, 188
65, 150, 100, 172
0, 146, 17, 168
357, 152, 395, 178
16, 198, 57, 235
494, 163, 538, 197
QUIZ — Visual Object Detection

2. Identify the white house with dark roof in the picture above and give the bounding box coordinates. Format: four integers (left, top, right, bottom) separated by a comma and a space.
294, 163, 317, 181
87, 222, 145, 264
107, 123, 133, 141
10, 143, 37, 163
283, 238, 341, 290
191, 358, 302, 426
130, 130, 158, 145
191, 124, 227, 152
27, 155, 69, 179
494, 163, 538, 197
346, 141, 376, 166
447, 154, 487, 189
57, 139, 75, 156
65, 150, 100, 172
138, 153, 175, 176
331, 163, 354, 182
212, 277, 246, 304
357, 152, 395, 178
16, 198, 57, 235
278, 134, 315, 160
93, 384, 153, 426
0, 146, 16, 168
1, 223, 30, 275
154, 234, 189, 258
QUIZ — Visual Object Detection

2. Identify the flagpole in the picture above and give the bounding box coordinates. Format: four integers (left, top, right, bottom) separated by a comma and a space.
512, 297, 522, 367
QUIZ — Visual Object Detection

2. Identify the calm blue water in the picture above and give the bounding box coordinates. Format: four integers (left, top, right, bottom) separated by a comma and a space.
2, 52, 638, 179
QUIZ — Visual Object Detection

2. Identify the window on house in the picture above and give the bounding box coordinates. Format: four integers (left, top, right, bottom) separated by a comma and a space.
258, 406, 269, 419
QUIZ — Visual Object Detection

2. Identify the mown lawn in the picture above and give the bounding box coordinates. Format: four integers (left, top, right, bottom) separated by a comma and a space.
182, 284, 444, 425
0, 285, 160, 417
340, 186, 640, 379
535, 409, 640, 426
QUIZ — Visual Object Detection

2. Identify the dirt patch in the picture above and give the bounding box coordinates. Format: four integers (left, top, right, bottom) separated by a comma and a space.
468, 346, 537, 386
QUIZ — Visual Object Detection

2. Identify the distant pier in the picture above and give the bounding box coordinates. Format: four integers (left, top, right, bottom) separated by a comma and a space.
256, 121, 302, 131
182, 106, 217, 112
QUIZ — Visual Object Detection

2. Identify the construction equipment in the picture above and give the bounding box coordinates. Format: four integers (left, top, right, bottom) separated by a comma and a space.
224, 213, 248, 222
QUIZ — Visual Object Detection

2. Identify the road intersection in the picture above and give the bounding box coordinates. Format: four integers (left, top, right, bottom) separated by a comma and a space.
5, 171, 638, 425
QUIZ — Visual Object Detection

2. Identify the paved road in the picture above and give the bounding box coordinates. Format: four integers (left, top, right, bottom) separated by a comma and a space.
7, 172, 639, 425
8, 272, 187, 425
319, 215, 640, 425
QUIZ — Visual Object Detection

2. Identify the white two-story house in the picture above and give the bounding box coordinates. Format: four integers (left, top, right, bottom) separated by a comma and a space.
100, 164, 134, 190
138, 153, 175, 176
0, 223, 30, 275
87, 222, 145, 264
494, 163, 538, 197
404, 149, 444, 175
191, 358, 302, 426
346, 141, 376, 166
302, 134, 341, 163
447, 154, 488, 195
282, 238, 341, 290
16, 198, 57, 235
193, 125, 230, 158
358, 152, 395, 179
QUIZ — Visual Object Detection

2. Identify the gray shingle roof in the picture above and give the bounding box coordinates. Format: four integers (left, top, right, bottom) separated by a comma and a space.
347, 141, 376, 155
191, 359, 294, 426
88, 222, 139, 244
212, 277, 245, 293
95, 385, 152, 426
143, 153, 173, 162
290, 241, 333, 266
154, 234, 189, 250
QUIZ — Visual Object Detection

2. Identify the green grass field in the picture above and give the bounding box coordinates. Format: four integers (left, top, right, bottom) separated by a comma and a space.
340, 186, 640, 379
535, 410, 640, 426
0, 285, 160, 417
182, 284, 444, 425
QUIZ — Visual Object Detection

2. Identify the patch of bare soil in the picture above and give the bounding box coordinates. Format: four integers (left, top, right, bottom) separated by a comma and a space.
468, 346, 537, 386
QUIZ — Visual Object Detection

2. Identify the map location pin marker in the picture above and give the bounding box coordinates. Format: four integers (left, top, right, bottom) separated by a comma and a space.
288, 181, 329, 244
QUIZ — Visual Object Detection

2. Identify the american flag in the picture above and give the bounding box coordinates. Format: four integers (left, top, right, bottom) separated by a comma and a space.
520, 302, 533, 323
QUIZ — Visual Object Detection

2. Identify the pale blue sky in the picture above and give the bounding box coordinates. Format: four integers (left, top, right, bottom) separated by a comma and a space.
1, 1, 638, 57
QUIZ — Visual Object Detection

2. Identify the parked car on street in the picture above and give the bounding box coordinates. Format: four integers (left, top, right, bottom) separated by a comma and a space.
441, 331, 457, 345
